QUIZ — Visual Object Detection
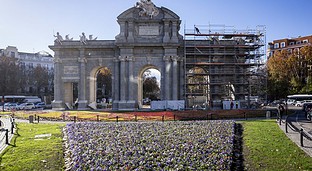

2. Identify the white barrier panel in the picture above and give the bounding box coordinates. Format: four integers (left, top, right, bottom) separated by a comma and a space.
151, 101, 166, 110
151, 100, 185, 110
167, 100, 185, 110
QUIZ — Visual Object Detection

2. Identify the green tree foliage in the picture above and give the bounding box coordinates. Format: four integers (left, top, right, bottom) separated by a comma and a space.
0, 54, 53, 98
0, 55, 20, 95
267, 45, 312, 99
96, 67, 112, 99
143, 76, 160, 100
33, 66, 49, 95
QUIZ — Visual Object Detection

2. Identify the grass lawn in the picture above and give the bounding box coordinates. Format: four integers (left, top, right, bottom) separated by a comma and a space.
0, 123, 65, 171
241, 119, 312, 171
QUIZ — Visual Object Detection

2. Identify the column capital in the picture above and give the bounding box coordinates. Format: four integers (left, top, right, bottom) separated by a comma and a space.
118, 56, 126, 61
78, 57, 87, 63
171, 55, 180, 62
53, 57, 62, 63
119, 56, 134, 62
163, 55, 171, 62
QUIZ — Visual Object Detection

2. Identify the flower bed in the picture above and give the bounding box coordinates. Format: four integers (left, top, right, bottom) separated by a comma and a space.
64, 120, 236, 170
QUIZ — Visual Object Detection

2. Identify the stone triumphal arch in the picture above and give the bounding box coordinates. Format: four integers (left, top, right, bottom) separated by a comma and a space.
49, 1, 184, 110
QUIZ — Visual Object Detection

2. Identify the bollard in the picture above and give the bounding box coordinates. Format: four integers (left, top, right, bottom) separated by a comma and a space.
74, 116, 77, 123
34, 114, 37, 121
11, 122, 14, 134
162, 115, 164, 122
37, 116, 40, 123
97, 115, 99, 122
285, 121, 288, 133
29, 115, 34, 123
300, 128, 304, 147
5, 129, 9, 145
116, 116, 119, 123
285, 116, 288, 133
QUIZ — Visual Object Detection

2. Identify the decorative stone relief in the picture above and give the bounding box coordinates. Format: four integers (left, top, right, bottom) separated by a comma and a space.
64, 66, 79, 74
139, 25, 159, 36
135, 0, 159, 18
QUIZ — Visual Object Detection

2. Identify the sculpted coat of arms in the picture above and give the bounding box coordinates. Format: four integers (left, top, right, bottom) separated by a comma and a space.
135, 0, 159, 18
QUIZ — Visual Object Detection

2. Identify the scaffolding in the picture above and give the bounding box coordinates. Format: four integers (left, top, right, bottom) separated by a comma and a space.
184, 24, 266, 109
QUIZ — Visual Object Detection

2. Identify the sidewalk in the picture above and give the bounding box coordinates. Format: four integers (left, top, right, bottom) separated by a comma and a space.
278, 112, 312, 157
0, 115, 15, 154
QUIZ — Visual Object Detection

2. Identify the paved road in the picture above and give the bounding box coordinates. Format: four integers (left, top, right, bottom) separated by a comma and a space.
0, 115, 15, 154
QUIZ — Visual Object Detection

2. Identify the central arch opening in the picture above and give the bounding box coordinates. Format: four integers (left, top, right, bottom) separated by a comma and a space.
139, 67, 161, 109
96, 67, 112, 109
187, 67, 210, 109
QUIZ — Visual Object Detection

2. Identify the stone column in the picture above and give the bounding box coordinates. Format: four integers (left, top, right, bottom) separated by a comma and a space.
179, 57, 184, 100
127, 56, 134, 101
172, 56, 179, 100
112, 58, 120, 109
78, 50, 88, 109
52, 50, 64, 110
163, 55, 171, 100
119, 56, 127, 102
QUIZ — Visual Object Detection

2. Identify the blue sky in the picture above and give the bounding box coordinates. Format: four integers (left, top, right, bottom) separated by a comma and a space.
1, 0, 311, 55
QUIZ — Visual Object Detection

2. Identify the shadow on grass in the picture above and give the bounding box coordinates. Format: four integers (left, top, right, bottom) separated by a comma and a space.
231, 123, 244, 170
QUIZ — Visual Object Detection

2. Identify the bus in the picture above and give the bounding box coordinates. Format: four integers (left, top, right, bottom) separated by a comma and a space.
2, 95, 42, 104
287, 94, 312, 105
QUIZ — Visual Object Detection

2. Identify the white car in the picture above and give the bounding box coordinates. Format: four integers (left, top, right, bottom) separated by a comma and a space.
295, 101, 304, 107
18, 103, 35, 110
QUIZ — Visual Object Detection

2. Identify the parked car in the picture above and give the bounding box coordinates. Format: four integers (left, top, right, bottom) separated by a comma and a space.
1, 103, 18, 111
35, 102, 46, 109
18, 103, 35, 110
295, 101, 304, 107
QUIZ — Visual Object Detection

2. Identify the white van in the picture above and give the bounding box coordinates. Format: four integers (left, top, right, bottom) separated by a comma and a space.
24, 97, 42, 103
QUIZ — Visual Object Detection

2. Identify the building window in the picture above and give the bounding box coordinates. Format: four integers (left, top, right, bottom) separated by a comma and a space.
29, 63, 34, 69
303, 39, 308, 44
10, 52, 15, 58
274, 43, 279, 49
281, 42, 286, 48
289, 42, 294, 46
296, 41, 301, 45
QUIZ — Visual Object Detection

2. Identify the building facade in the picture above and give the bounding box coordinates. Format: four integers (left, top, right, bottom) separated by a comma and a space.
268, 35, 312, 58
49, 1, 266, 110
49, 1, 184, 110
0, 46, 54, 95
